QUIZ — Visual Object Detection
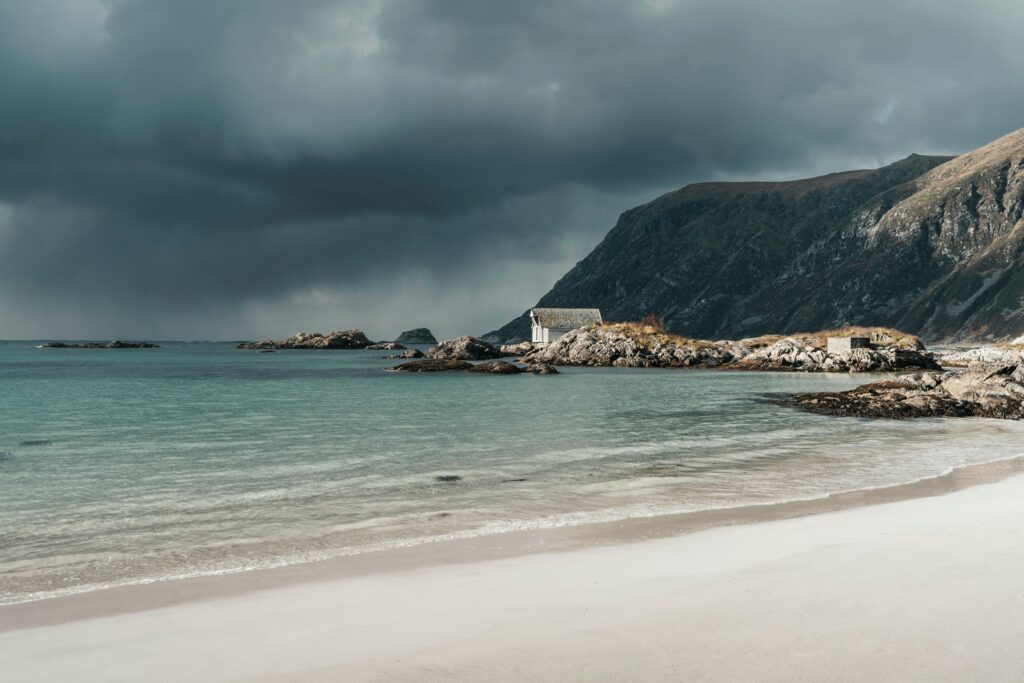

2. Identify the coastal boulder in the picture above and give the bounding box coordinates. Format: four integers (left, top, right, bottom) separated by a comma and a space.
499, 341, 534, 357
467, 360, 523, 374
395, 328, 439, 345
524, 362, 559, 374
426, 336, 505, 361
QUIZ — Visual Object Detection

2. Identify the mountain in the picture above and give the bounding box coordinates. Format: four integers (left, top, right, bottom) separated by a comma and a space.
489, 128, 1024, 343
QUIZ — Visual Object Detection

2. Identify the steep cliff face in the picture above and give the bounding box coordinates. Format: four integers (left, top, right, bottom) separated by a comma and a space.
489, 128, 1024, 343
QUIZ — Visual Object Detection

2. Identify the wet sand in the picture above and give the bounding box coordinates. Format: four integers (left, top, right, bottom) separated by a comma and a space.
3, 458, 1024, 681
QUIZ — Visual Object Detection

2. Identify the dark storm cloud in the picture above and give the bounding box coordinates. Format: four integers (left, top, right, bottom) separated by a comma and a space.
1, 0, 1022, 339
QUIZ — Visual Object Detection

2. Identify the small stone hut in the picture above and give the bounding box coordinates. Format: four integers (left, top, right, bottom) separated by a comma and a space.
530, 308, 603, 346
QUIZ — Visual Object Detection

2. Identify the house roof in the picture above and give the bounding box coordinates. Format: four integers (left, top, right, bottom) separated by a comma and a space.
530, 307, 603, 329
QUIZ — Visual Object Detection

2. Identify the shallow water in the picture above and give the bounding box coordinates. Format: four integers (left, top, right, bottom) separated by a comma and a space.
2, 341, 1022, 604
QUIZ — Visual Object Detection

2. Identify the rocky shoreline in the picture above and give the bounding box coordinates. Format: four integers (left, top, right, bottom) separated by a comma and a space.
519, 323, 939, 373
781, 363, 1024, 420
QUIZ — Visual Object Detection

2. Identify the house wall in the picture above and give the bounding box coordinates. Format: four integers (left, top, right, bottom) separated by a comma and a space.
827, 337, 870, 354
531, 325, 574, 346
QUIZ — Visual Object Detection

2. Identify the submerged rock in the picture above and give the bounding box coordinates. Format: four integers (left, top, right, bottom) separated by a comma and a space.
782, 363, 1024, 419
426, 336, 505, 360
395, 328, 438, 345
238, 330, 372, 350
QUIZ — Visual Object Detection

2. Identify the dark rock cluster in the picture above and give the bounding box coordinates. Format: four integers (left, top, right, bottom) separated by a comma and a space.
42, 340, 159, 348
782, 363, 1024, 419
238, 330, 372, 350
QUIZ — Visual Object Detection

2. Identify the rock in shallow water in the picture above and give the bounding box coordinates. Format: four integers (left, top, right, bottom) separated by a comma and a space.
392, 359, 473, 372
467, 360, 522, 374
782, 363, 1024, 419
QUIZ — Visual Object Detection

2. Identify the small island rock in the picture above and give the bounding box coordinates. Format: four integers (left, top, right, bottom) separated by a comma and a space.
395, 328, 438, 345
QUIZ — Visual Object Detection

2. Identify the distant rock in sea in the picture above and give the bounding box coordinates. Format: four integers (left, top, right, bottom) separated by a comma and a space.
366, 342, 406, 350
426, 336, 506, 361
42, 340, 159, 349
783, 362, 1024, 419
238, 330, 372, 350
395, 328, 438, 345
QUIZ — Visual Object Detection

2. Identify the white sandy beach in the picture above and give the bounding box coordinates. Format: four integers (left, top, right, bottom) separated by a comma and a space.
3, 472, 1024, 682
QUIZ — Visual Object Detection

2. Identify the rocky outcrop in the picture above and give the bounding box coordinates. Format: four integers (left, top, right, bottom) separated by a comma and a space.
426, 336, 505, 360
520, 323, 936, 372
489, 128, 1024, 344
783, 363, 1024, 419
395, 328, 438, 345
42, 340, 159, 348
366, 342, 406, 350
934, 346, 1024, 368
522, 323, 741, 368
238, 330, 372, 350
499, 341, 534, 357
731, 338, 939, 372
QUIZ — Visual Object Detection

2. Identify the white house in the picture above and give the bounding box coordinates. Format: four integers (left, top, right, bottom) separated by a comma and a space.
530, 308, 603, 346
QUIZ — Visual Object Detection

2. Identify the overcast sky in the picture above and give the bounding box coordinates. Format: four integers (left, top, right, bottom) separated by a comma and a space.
1, 0, 1022, 340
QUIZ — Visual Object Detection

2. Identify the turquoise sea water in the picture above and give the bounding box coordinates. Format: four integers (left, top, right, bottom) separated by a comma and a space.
2, 341, 1023, 605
